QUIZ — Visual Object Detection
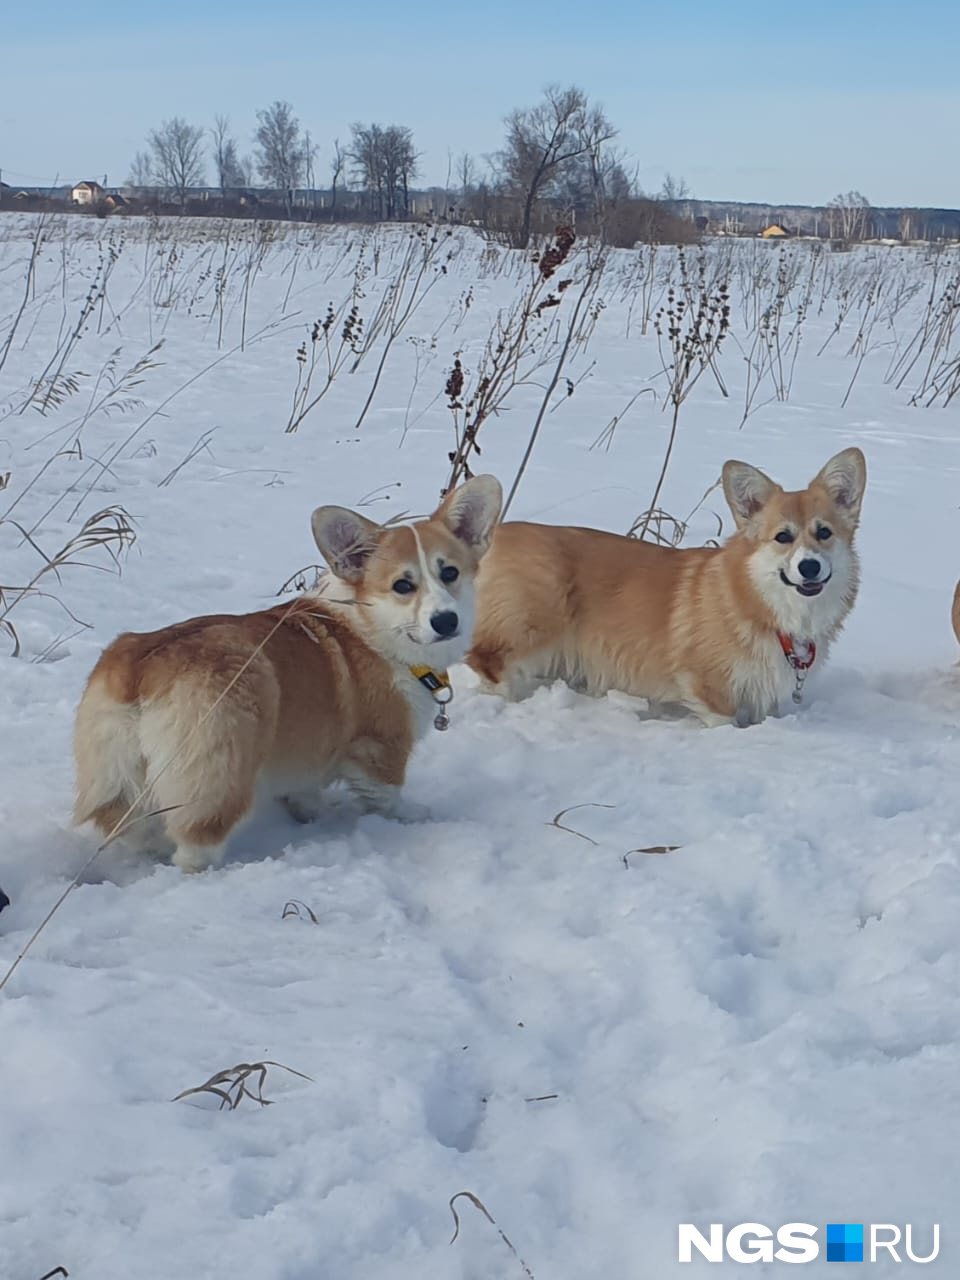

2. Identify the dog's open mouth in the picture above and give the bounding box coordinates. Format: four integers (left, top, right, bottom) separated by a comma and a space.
780, 570, 831, 597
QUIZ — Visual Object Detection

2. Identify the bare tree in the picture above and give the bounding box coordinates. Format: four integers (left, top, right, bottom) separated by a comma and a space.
383, 125, 417, 218
827, 190, 871, 242
560, 127, 633, 235
303, 130, 319, 205
498, 84, 617, 248
457, 152, 476, 202
349, 123, 418, 219
349, 123, 384, 216
126, 150, 153, 189
146, 118, 205, 207
330, 138, 346, 219
254, 101, 306, 213
659, 172, 691, 202
211, 115, 245, 193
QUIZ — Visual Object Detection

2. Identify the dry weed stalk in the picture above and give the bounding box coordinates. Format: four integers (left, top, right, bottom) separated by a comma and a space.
895, 257, 960, 405
630, 266, 730, 541
0, 505, 136, 656
502, 245, 608, 517
285, 291, 365, 432
21, 231, 126, 415
885, 251, 959, 391
589, 386, 657, 452
736, 244, 816, 425
448, 1190, 536, 1280
548, 802, 616, 845
351, 225, 459, 432
172, 1061, 312, 1110
444, 225, 607, 506
0, 211, 51, 374
619, 244, 667, 338
443, 225, 577, 490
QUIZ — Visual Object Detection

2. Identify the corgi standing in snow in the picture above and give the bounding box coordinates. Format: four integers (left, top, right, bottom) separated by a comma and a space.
73, 475, 502, 872
466, 449, 866, 727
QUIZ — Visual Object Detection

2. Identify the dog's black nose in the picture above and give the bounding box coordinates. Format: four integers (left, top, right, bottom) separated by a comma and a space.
430, 610, 459, 637
798, 558, 821, 581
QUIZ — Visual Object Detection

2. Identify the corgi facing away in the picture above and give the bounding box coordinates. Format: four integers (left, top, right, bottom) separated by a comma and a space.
73, 474, 502, 873
466, 449, 866, 727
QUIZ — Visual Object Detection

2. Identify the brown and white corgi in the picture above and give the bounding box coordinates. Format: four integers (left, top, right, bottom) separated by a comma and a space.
73, 474, 502, 872
466, 449, 866, 726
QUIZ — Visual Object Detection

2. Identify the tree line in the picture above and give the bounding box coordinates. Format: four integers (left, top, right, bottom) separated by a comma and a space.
126, 86, 698, 248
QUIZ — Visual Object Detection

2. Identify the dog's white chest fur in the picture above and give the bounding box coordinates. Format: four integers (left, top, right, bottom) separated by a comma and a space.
730, 637, 801, 724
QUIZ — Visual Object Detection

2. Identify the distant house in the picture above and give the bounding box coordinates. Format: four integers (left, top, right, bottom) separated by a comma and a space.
103, 192, 126, 210
71, 180, 105, 206
760, 223, 791, 238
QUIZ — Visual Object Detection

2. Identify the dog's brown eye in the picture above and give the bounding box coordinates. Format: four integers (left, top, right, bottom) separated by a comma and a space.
392, 578, 415, 595
816, 526, 832, 541
774, 530, 794, 544
439, 565, 459, 583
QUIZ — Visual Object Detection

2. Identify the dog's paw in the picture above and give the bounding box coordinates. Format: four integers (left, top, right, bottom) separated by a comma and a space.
734, 704, 768, 729
281, 792, 325, 824
172, 843, 225, 874
390, 798, 431, 824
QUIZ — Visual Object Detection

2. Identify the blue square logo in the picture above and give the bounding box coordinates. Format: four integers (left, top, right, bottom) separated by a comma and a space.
826, 1224, 863, 1261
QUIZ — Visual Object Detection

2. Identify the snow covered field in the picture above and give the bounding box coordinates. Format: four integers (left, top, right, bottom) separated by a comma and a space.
1, 213, 960, 1277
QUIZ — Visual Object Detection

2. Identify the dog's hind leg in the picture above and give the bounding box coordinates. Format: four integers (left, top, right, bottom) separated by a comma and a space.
137, 664, 278, 873
74, 683, 159, 850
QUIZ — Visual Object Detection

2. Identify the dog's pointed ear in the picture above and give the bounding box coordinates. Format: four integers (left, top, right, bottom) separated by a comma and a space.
310, 506, 382, 582
436, 474, 503, 553
812, 447, 866, 523
722, 459, 780, 529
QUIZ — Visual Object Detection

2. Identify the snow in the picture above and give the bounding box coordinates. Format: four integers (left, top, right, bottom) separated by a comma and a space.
1, 214, 959, 1276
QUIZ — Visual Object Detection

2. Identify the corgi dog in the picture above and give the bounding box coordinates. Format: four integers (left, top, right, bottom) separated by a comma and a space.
73, 474, 502, 872
466, 449, 866, 726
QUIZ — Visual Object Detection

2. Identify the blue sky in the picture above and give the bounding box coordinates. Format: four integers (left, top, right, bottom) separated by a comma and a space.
4, 0, 958, 207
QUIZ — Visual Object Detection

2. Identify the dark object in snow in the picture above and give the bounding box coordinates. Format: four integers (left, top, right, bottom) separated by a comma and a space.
0, 886, 9, 914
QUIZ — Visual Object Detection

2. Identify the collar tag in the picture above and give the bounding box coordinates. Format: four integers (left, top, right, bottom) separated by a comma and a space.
776, 633, 816, 704
409, 665, 454, 730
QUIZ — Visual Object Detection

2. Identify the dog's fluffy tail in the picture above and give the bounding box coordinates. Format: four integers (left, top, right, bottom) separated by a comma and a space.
73, 672, 146, 838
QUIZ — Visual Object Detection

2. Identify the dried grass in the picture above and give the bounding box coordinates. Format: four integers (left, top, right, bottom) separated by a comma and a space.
172, 1061, 312, 1111
548, 802, 616, 845
623, 845, 682, 867
281, 899, 319, 924
549, 802, 681, 866
0, 505, 136, 656
448, 1190, 536, 1279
